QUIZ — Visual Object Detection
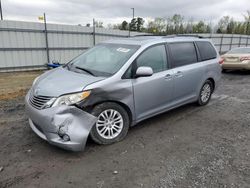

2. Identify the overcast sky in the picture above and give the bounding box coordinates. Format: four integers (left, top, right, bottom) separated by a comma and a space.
1, 0, 249, 26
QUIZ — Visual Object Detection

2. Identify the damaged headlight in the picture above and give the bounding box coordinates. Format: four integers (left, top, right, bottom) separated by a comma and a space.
52, 91, 91, 107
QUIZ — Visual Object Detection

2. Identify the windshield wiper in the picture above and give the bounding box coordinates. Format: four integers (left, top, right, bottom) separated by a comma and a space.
64, 63, 71, 70
75, 66, 95, 76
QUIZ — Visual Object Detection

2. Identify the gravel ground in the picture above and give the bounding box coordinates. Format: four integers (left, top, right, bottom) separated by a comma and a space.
0, 71, 250, 188
0, 71, 42, 100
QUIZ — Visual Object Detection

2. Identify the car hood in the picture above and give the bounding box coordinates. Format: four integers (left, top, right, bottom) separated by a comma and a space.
32, 67, 105, 97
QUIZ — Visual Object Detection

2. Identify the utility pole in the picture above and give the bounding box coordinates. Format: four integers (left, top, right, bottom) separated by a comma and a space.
128, 8, 135, 37
131, 8, 135, 19
0, 0, 3, 20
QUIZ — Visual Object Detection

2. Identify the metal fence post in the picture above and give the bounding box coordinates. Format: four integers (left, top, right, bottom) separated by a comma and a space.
44, 13, 50, 64
247, 36, 249, 46
238, 35, 242, 47
229, 34, 233, 50
93, 18, 96, 46
128, 23, 131, 37
209, 32, 212, 39
219, 34, 224, 54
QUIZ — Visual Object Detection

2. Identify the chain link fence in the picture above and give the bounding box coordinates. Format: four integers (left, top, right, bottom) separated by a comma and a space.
0, 20, 250, 72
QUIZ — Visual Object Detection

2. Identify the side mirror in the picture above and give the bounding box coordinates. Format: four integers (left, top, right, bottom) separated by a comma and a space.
135, 66, 153, 77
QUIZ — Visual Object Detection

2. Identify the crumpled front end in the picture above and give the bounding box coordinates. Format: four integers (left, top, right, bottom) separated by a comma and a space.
25, 93, 97, 152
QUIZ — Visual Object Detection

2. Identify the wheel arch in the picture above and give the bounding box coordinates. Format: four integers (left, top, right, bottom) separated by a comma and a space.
207, 77, 215, 92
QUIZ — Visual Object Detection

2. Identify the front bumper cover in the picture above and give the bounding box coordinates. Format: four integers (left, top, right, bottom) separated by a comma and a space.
25, 93, 97, 152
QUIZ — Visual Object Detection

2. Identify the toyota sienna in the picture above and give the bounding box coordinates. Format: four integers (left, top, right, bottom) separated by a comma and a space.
25, 36, 221, 151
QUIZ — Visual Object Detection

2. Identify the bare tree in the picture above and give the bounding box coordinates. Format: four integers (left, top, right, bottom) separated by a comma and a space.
243, 10, 250, 34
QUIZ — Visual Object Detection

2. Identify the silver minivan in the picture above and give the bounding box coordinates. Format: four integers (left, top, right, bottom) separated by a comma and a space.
25, 36, 221, 151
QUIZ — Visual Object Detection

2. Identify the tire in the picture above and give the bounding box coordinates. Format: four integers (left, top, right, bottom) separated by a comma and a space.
197, 80, 213, 106
90, 102, 130, 145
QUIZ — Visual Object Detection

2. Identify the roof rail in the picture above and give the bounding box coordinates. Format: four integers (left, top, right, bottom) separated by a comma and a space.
175, 34, 203, 38
162, 34, 203, 38
131, 34, 161, 37
132, 34, 203, 38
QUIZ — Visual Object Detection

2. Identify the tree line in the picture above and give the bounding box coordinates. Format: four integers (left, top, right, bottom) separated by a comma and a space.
107, 11, 250, 35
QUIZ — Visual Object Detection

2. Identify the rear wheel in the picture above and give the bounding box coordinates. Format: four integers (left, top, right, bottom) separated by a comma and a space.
90, 102, 129, 145
197, 80, 213, 106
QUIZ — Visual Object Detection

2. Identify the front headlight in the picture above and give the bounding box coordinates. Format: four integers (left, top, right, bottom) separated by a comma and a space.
51, 91, 91, 107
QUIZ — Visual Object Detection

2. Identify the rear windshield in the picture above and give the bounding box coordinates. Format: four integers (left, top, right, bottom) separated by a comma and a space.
227, 48, 250, 54
196, 41, 217, 61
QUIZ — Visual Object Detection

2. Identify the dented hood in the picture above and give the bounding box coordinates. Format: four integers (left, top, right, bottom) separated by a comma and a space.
33, 67, 105, 97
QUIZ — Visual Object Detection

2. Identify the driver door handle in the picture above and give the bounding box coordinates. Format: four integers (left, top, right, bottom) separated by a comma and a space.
164, 74, 172, 80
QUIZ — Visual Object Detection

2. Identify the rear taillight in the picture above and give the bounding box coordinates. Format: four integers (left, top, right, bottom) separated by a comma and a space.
240, 56, 250, 61
219, 58, 224, 64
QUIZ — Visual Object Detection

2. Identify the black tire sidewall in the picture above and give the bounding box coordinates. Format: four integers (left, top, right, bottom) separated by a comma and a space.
198, 80, 213, 106
90, 102, 130, 145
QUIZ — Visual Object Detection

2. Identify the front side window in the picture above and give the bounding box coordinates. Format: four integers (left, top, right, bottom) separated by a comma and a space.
69, 43, 139, 77
169, 42, 198, 68
136, 45, 167, 73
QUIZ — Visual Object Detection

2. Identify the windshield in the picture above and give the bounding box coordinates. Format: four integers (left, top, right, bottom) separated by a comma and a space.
67, 43, 140, 77
227, 48, 250, 54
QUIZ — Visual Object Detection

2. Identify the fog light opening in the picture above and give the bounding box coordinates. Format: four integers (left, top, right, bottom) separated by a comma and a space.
58, 125, 68, 137
58, 127, 70, 141
58, 128, 65, 137
62, 134, 70, 142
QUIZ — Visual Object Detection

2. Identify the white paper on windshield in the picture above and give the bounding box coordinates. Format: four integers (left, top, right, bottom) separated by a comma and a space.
116, 48, 130, 53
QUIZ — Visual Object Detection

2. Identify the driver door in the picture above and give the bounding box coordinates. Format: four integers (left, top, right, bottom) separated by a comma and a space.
132, 44, 174, 121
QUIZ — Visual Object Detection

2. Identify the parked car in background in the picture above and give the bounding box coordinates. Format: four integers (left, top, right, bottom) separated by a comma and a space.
221, 47, 250, 71
25, 36, 221, 151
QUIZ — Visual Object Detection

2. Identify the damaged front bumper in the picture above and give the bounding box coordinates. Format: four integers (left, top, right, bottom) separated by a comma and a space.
25, 93, 97, 152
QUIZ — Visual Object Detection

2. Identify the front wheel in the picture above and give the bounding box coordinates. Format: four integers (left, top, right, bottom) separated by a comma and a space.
197, 80, 213, 106
90, 102, 130, 145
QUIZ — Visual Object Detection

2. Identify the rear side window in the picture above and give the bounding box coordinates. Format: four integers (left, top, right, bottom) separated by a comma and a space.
169, 42, 197, 68
196, 41, 217, 61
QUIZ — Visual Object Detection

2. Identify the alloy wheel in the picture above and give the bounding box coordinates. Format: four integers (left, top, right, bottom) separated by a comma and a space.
96, 109, 124, 139
201, 83, 211, 103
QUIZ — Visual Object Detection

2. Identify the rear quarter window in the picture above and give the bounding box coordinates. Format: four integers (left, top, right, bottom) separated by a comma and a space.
196, 41, 217, 61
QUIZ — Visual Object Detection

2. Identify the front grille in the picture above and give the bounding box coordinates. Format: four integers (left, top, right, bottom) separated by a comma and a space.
29, 91, 53, 110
